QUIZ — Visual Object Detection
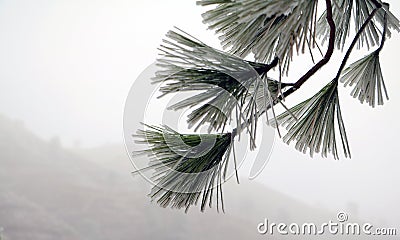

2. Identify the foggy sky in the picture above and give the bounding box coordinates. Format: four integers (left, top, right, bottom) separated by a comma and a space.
1, 0, 399, 227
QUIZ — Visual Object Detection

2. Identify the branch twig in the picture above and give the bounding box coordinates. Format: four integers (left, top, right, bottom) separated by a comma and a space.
232, 0, 336, 138
279, 0, 336, 98
334, 4, 383, 80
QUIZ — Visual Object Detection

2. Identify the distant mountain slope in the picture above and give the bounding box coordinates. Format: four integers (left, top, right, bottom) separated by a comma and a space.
0, 191, 82, 240
0, 114, 367, 239
0, 115, 256, 239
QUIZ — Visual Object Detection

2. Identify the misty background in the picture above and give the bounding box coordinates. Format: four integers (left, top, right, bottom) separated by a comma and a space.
0, 0, 399, 239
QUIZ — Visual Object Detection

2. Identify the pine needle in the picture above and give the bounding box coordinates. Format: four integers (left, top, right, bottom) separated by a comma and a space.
134, 124, 236, 212
198, 0, 319, 74
154, 28, 279, 146
317, 0, 399, 50
341, 51, 388, 107
273, 81, 351, 160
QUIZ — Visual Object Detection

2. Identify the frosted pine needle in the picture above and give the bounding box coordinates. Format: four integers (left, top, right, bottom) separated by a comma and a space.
273, 81, 351, 160
133, 125, 235, 212
341, 51, 388, 107
154, 28, 278, 148
198, 0, 319, 74
317, 0, 400, 50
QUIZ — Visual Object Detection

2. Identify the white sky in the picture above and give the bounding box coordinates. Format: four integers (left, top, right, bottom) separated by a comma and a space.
0, 0, 216, 147
1, 0, 400, 226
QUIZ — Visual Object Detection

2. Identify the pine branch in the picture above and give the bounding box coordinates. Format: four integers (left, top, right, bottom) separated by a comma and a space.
232, 0, 336, 138
274, 0, 337, 103
264, 0, 383, 107
154, 29, 285, 149
134, 125, 234, 212
135, 28, 292, 213
340, 8, 389, 107
334, 3, 383, 80
132, 0, 399, 213
266, 1, 387, 158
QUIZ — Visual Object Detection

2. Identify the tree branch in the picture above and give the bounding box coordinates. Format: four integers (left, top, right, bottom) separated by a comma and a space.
279, 0, 336, 98
232, 0, 336, 138
262, 57, 279, 73
334, 3, 383, 80
369, 0, 383, 8
232, 0, 385, 140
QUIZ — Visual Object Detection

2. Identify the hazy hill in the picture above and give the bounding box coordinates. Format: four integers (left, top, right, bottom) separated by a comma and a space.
0, 115, 370, 239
